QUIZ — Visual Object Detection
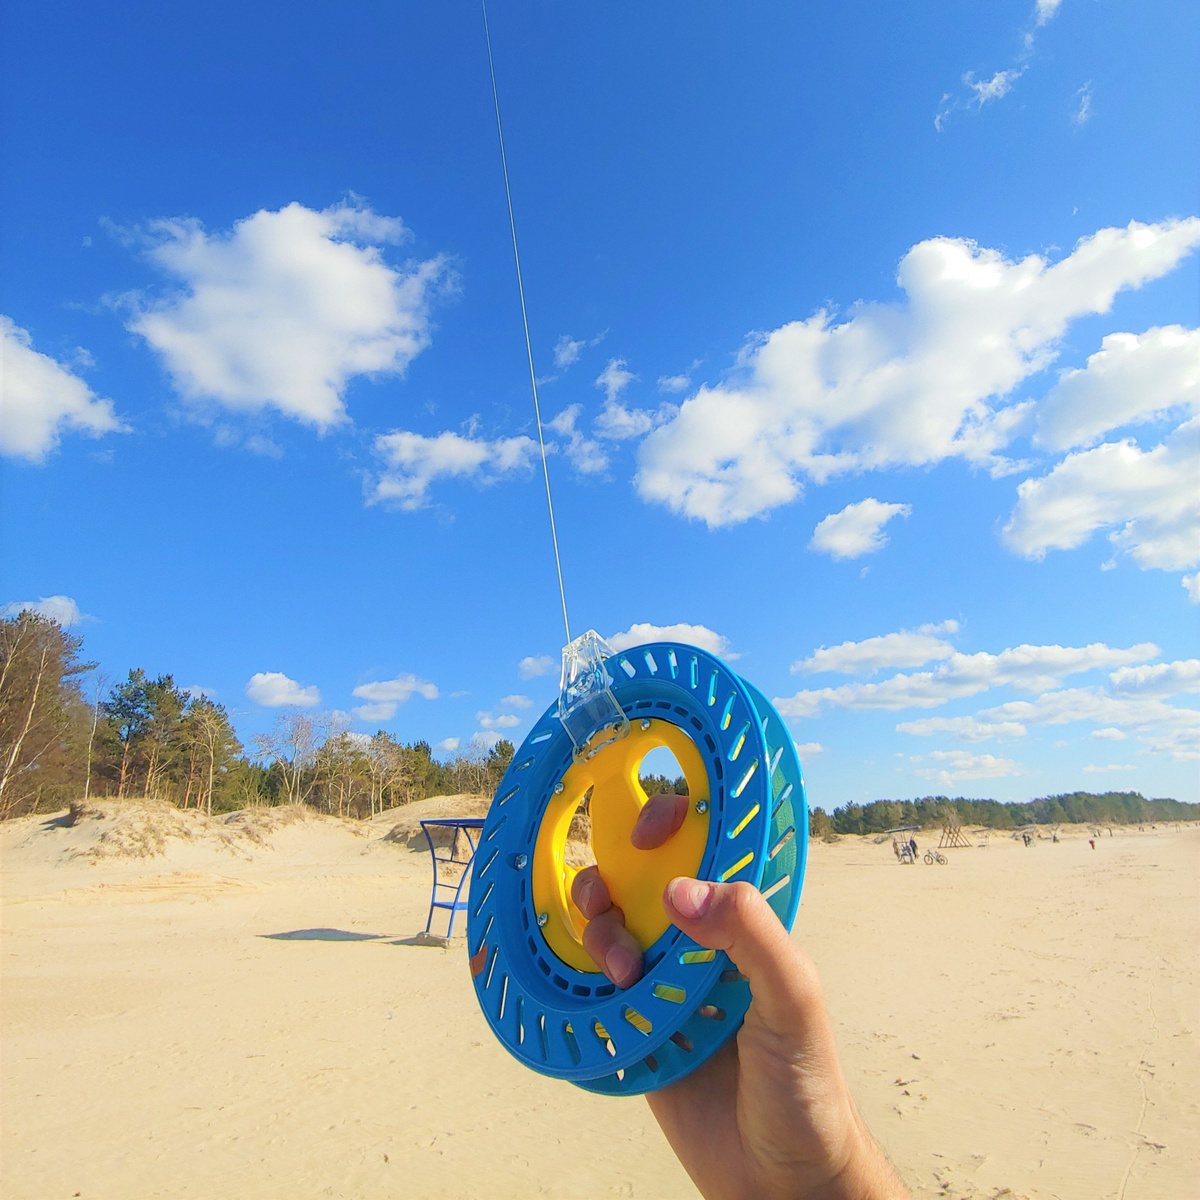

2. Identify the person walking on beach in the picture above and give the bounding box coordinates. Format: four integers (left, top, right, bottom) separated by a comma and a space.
572, 793, 911, 1199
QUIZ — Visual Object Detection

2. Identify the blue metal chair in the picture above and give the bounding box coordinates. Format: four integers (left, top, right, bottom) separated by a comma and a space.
419, 817, 486, 939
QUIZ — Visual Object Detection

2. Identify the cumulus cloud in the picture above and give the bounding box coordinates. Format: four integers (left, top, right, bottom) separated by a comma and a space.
808, 499, 911, 560
351, 702, 397, 723
979, 688, 1199, 761
795, 742, 823, 757
775, 641, 1158, 717
435, 737, 460, 754
965, 69, 1023, 107
351, 673, 439, 718
1034, 326, 1199, 451
896, 716, 1027, 741
1, 317, 125, 463
499, 694, 533, 709
478, 711, 521, 730
1109, 659, 1200, 696
546, 405, 609, 474
518, 654, 557, 679
1003, 416, 1200, 572
794, 621, 959, 675
935, 0, 1063, 131
370, 428, 538, 510
0, 595, 87, 626
607, 622, 736, 658
915, 750, 1023, 784
1185, 574, 1200, 603
470, 730, 504, 750
246, 671, 321, 707
121, 201, 448, 430
1091, 727, 1127, 740
596, 358, 636, 403
553, 330, 605, 371
635, 220, 1200, 527
658, 373, 691, 394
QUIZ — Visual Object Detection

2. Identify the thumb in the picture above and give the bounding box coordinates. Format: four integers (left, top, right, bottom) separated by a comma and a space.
664, 877, 827, 1032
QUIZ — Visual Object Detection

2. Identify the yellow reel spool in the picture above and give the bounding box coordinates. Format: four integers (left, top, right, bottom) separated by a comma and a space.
531, 718, 710, 973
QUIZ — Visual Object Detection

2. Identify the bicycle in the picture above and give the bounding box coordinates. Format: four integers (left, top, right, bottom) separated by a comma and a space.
923, 850, 948, 865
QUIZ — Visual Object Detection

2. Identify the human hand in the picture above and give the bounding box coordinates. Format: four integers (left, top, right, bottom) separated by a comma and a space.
571, 794, 909, 1200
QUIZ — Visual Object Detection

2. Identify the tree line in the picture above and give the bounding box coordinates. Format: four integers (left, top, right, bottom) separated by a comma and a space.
808, 791, 1198, 837
0, 612, 513, 820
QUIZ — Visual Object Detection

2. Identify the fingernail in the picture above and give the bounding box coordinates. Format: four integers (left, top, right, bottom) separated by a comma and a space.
605, 943, 641, 984
669, 878, 714, 919
576, 876, 594, 909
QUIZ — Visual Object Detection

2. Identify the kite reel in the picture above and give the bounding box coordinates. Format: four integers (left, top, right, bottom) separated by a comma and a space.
467, 639, 808, 1095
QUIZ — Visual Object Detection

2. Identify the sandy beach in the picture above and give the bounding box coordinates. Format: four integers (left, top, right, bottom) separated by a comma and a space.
2, 801, 1196, 1200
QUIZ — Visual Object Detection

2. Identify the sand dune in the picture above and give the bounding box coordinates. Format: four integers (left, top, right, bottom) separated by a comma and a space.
2, 802, 1196, 1199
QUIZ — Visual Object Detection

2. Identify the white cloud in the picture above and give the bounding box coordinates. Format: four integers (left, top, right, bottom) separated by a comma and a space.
352, 702, 397, 723
980, 688, 1200, 761
352, 673, 438, 706
658, 373, 691, 394
246, 671, 321, 708
1109, 659, 1200, 697
434, 737, 460, 754
915, 750, 1023, 784
478, 711, 521, 730
595, 399, 660, 441
1003, 416, 1200, 572
897, 716, 1027, 741
122, 201, 448, 430
470, 730, 504, 750
607, 621, 736, 659
1036, 0, 1062, 25
1, 317, 125, 463
775, 641, 1158, 717
809, 499, 911, 560
635, 220, 1200, 527
1072, 81, 1094, 126
1082, 763, 1136, 774
546, 404, 609, 474
795, 742, 823, 757
964, 68, 1023, 107
1091, 727, 1127, 741
518, 654, 557, 680
1185, 574, 1200, 603
499, 694, 533, 709
553, 330, 605, 371
370, 428, 538, 510
794, 621, 959, 675
596, 358, 636, 403
554, 335, 586, 370
936, 0, 1063, 131
0, 595, 86, 626
1035, 326, 1199, 451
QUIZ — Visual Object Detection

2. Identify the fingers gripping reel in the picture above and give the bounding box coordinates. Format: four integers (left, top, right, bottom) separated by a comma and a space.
467, 641, 809, 1096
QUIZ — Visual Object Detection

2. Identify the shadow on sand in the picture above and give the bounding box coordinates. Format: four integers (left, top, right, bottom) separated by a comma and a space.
261, 928, 389, 942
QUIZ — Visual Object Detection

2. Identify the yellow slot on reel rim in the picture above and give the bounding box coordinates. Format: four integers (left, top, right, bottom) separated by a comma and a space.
531, 718, 710, 973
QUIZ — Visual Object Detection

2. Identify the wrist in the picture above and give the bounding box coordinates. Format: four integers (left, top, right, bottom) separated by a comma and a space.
812, 1117, 909, 1200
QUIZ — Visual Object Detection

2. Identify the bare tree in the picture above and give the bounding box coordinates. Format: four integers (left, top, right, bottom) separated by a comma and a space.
252, 711, 329, 806
82, 671, 108, 802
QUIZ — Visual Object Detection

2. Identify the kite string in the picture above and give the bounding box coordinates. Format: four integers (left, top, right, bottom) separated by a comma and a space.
481, 0, 571, 648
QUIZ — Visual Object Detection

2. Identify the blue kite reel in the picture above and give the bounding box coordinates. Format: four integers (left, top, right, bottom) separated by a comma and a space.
466, 641, 808, 1095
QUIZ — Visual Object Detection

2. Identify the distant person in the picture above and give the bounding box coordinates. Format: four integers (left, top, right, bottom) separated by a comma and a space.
1089, 838, 1095, 850
908, 836, 918, 860
573, 793, 911, 1199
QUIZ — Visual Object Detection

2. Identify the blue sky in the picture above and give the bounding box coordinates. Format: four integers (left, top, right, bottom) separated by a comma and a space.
2, 0, 1197, 806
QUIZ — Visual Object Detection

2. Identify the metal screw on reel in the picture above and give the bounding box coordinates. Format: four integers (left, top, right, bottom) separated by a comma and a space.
467, 641, 809, 1096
